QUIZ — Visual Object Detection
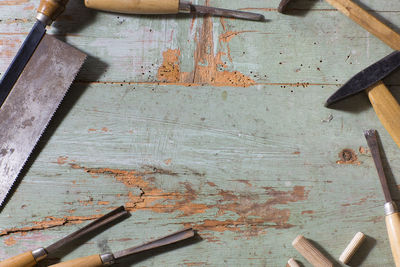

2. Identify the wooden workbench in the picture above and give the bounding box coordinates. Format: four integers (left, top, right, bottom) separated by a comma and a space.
1, 0, 400, 266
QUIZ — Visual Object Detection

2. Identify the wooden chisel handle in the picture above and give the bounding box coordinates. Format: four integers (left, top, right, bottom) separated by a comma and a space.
50, 254, 104, 267
37, 0, 69, 24
0, 251, 37, 267
85, 0, 179, 14
325, 0, 400, 50
386, 212, 400, 266
367, 81, 400, 149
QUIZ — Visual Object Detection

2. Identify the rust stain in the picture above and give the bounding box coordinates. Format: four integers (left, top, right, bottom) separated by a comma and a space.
342, 196, 371, 207
164, 158, 172, 165
78, 198, 94, 206
157, 7, 255, 88
235, 180, 252, 186
101, 127, 109, 132
336, 149, 361, 165
0, 215, 101, 236
4, 236, 16, 246
88, 128, 97, 132
98, 201, 110, 205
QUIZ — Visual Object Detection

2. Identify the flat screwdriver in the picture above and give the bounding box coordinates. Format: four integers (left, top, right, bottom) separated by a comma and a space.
84, 0, 266, 22
365, 130, 400, 267
49, 228, 195, 266
0, 206, 129, 267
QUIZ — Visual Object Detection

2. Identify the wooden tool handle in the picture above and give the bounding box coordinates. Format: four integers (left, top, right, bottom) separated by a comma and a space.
84, 0, 180, 14
325, 0, 400, 50
37, 0, 69, 22
367, 81, 400, 149
386, 212, 400, 267
50, 254, 103, 267
0, 251, 37, 267
292, 235, 333, 267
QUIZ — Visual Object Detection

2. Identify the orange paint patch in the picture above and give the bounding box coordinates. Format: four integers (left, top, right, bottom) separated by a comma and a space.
359, 146, 370, 155
157, 14, 255, 87
0, 215, 101, 236
57, 156, 69, 165
88, 128, 97, 132
4, 236, 16, 246
164, 158, 172, 165
72, 163, 309, 236
301, 210, 314, 215
0, 0, 29, 5
98, 201, 110, 205
0, 38, 19, 58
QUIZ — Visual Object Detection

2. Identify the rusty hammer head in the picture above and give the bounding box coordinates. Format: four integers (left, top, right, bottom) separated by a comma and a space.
325, 51, 400, 107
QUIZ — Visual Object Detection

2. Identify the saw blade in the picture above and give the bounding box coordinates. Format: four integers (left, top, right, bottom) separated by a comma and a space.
0, 34, 86, 208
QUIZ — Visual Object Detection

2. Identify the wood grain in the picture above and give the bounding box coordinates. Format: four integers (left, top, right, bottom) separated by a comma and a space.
1, 0, 400, 266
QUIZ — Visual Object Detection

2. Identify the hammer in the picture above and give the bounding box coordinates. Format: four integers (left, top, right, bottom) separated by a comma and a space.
324, 0, 400, 148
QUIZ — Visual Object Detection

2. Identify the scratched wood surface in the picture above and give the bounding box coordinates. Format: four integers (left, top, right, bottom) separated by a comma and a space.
1, 0, 400, 266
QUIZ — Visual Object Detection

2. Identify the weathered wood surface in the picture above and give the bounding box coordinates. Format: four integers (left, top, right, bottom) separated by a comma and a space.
1, 0, 400, 266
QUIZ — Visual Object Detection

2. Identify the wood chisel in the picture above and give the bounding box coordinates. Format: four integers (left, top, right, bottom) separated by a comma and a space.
0, 206, 129, 267
49, 228, 195, 266
364, 130, 400, 267
84, 0, 266, 21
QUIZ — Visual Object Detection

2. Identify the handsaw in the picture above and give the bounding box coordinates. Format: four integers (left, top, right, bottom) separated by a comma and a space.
0, 34, 86, 207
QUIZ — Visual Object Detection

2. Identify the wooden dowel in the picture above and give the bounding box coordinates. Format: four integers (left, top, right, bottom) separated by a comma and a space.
292, 235, 333, 267
287, 258, 300, 267
338, 232, 366, 264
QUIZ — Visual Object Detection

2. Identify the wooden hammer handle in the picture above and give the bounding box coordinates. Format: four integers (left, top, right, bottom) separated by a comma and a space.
37, 0, 69, 22
386, 212, 400, 267
325, 0, 400, 50
0, 251, 37, 267
49, 254, 103, 267
367, 81, 400, 149
84, 0, 180, 14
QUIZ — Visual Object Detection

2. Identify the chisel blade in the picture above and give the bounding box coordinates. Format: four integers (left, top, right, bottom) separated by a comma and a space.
0, 34, 86, 208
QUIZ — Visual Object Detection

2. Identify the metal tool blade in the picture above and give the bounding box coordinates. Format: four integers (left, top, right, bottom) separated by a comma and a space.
113, 228, 195, 260
45, 206, 129, 254
179, 2, 265, 21
0, 21, 46, 106
0, 34, 86, 207
326, 51, 400, 107
364, 129, 392, 203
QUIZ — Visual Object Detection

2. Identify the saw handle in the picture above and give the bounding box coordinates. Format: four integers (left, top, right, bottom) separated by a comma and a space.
386, 212, 400, 266
37, 0, 69, 23
325, 0, 400, 50
49, 254, 104, 267
0, 251, 37, 267
84, 0, 179, 14
367, 81, 400, 149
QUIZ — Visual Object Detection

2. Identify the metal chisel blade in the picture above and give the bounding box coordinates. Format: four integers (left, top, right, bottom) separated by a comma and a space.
0, 34, 86, 208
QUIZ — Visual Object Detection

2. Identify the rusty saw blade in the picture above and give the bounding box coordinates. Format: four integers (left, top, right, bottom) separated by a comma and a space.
0, 34, 86, 208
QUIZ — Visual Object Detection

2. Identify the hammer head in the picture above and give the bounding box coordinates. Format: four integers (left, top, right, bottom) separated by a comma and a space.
326, 51, 400, 107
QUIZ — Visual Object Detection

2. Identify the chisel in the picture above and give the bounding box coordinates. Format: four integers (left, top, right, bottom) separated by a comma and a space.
50, 228, 195, 266
364, 130, 400, 267
0, 206, 129, 267
84, 0, 266, 21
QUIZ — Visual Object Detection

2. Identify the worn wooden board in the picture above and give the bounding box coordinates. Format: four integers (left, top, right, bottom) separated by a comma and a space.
1, 0, 400, 266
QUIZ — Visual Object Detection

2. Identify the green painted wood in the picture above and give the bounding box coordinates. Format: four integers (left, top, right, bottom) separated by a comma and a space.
1, 0, 400, 266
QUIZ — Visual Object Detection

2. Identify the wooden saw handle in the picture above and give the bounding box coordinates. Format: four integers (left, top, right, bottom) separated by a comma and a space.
367, 81, 400, 149
386, 212, 400, 267
0, 251, 37, 267
37, 0, 69, 22
325, 0, 400, 50
84, 0, 180, 14
49, 254, 104, 267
